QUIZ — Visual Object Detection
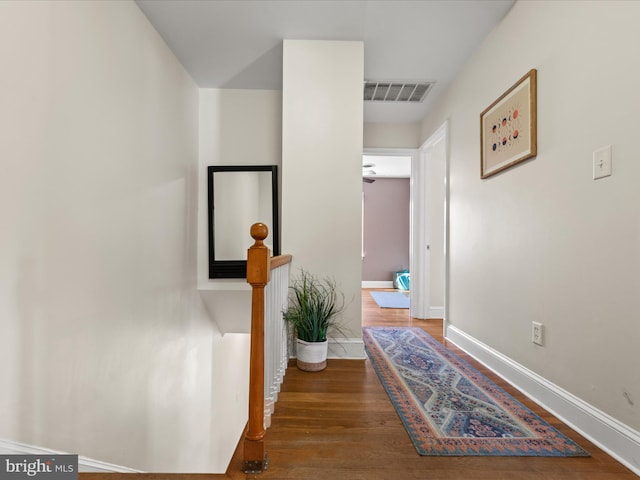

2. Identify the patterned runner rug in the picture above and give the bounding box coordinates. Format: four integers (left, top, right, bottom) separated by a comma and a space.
363, 327, 589, 457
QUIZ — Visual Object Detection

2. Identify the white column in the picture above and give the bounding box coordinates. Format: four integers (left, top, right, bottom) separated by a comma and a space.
281, 40, 364, 344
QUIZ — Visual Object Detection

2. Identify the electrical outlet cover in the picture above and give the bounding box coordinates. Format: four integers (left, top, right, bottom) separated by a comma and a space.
532, 322, 543, 346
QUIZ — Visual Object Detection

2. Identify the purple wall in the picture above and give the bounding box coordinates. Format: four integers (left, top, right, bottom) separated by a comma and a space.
362, 178, 410, 281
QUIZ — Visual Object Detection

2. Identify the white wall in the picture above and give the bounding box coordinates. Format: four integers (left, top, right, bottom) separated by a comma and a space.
364, 123, 421, 149
362, 179, 410, 281
0, 1, 248, 473
198, 88, 282, 287
421, 0, 640, 433
282, 40, 364, 348
197, 89, 282, 333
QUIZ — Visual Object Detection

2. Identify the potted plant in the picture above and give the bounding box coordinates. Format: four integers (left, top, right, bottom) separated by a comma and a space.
283, 269, 345, 372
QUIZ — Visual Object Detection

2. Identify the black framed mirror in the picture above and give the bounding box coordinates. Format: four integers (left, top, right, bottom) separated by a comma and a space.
207, 165, 279, 278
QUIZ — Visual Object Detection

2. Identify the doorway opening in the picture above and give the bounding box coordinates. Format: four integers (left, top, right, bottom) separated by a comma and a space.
361, 151, 413, 289
362, 121, 449, 328
361, 149, 413, 326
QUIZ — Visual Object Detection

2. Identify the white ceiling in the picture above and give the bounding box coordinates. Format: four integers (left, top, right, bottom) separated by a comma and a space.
135, 0, 515, 124
363, 155, 411, 179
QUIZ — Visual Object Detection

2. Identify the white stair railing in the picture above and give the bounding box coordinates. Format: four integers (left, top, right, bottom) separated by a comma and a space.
263, 259, 290, 428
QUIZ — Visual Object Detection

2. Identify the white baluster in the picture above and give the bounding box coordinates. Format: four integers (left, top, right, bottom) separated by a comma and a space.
262, 261, 291, 429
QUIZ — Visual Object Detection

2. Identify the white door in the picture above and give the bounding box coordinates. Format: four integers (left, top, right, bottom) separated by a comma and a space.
411, 122, 448, 320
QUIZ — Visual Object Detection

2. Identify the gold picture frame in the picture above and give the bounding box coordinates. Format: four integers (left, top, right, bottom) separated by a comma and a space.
480, 69, 537, 178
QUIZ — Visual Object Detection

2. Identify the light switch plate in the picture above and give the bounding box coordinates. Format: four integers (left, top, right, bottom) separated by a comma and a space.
593, 145, 612, 179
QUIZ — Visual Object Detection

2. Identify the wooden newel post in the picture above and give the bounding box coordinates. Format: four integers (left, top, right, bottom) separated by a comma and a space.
243, 223, 270, 473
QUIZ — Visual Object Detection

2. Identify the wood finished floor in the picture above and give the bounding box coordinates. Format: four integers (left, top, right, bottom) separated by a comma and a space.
81, 289, 636, 480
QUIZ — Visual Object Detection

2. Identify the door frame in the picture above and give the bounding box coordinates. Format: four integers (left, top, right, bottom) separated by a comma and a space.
412, 121, 449, 323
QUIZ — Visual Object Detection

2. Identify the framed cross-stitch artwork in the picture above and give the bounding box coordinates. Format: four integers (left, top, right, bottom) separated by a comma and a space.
480, 69, 537, 178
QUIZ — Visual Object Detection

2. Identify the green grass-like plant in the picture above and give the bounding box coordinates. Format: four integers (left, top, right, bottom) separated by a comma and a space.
283, 269, 345, 343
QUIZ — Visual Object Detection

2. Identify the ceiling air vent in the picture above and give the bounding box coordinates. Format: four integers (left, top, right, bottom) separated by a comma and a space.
364, 81, 434, 103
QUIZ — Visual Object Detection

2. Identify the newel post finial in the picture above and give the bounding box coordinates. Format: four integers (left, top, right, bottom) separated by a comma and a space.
250, 222, 269, 246
247, 223, 270, 286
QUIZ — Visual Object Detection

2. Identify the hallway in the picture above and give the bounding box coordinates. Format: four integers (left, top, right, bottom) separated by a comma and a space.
222, 289, 634, 479
80, 289, 635, 479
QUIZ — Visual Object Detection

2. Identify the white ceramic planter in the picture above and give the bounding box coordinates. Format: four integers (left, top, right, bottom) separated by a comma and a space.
295, 338, 328, 372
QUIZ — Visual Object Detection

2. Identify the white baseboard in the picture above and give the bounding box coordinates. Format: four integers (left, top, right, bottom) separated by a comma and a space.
0, 439, 142, 473
446, 325, 640, 476
328, 337, 366, 359
429, 306, 444, 318
362, 281, 394, 289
